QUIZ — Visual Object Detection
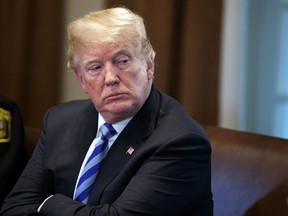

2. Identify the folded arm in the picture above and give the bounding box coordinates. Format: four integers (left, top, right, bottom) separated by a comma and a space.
40, 134, 212, 216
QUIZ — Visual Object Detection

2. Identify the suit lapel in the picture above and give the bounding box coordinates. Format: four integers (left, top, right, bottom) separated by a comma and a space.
56, 101, 98, 197
88, 87, 161, 204
74, 103, 99, 159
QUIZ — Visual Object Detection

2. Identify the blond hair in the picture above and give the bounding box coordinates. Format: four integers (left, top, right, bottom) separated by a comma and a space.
67, 7, 156, 71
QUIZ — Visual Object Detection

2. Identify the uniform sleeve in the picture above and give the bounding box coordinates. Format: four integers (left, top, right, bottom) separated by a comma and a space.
0, 111, 51, 216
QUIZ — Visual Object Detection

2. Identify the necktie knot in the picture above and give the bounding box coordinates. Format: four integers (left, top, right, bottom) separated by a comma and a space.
100, 123, 117, 140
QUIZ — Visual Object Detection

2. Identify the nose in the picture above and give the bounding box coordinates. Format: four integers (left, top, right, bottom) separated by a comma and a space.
104, 63, 120, 86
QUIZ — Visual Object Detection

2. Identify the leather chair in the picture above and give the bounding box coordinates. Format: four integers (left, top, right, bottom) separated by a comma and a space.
203, 125, 288, 216
0, 96, 28, 208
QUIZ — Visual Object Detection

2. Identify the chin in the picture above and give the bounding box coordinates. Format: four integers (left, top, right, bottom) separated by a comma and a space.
108, 102, 140, 116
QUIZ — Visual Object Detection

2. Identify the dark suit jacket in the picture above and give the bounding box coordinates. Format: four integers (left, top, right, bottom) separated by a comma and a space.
0, 87, 213, 216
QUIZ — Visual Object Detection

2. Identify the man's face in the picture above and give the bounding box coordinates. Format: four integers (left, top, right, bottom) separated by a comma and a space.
75, 42, 154, 123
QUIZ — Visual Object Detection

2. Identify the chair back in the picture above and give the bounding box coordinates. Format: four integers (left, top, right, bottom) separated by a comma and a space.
204, 126, 288, 216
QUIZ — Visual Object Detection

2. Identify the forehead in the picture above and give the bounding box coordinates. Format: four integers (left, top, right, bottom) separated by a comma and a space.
79, 40, 140, 60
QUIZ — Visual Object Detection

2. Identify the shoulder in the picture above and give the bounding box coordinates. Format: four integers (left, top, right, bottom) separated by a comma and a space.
155, 89, 209, 142
142, 89, 211, 157
47, 99, 93, 114
43, 99, 95, 125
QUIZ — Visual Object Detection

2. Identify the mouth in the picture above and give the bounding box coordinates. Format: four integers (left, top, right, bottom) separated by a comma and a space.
105, 93, 127, 101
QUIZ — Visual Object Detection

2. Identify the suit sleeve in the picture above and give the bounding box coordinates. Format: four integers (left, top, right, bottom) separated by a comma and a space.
39, 133, 213, 216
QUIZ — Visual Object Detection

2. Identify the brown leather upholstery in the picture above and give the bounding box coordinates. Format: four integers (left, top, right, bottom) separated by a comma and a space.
24, 125, 288, 215
203, 125, 288, 216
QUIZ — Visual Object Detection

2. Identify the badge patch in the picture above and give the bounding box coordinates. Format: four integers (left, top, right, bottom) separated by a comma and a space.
0, 107, 11, 143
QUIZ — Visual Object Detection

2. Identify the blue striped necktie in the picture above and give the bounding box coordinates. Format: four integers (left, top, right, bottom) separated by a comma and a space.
74, 123, 117, 203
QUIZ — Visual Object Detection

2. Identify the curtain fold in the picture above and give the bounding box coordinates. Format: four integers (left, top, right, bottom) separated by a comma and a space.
106, 0, 222, 125
0, 0, 63, 127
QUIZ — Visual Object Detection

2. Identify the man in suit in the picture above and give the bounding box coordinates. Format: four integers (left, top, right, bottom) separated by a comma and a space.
0, 7, 213, 215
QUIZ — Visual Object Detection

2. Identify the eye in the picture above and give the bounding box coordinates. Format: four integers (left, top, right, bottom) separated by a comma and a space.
115, 55, 131, 68
87, 64, 102, 76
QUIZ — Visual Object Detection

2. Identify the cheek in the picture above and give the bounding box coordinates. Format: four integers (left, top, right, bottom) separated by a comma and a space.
128, 72, 150, 100
131, 65, 149, 82
84, 77, 102, 94
136, 69, 150, 87
123, 71, 146, 92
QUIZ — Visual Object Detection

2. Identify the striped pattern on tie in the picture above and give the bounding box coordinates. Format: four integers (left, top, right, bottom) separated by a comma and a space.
74, 123, 117, 203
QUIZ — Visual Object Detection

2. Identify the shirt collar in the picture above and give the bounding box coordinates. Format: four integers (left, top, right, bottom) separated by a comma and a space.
97, 114, 133, 137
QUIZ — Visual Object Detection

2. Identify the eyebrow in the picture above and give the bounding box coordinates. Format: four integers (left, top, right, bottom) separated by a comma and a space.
112, 49, 132, 59
83, 58, 99, 66
82, 48, 133, 66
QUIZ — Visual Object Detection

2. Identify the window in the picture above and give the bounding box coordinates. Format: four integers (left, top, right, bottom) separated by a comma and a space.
275, 3, 288, 138
241, 0, 288, 139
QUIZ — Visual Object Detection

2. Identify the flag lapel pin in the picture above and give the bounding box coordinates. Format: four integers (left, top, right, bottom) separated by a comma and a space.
126, 146, 134, 155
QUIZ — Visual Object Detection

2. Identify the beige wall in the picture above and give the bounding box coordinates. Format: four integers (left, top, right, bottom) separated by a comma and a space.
60, 0, 105, 102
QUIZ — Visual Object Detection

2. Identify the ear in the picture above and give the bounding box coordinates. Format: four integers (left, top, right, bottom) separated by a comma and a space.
146, 58, 155, 80
75, 71, 88, 93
